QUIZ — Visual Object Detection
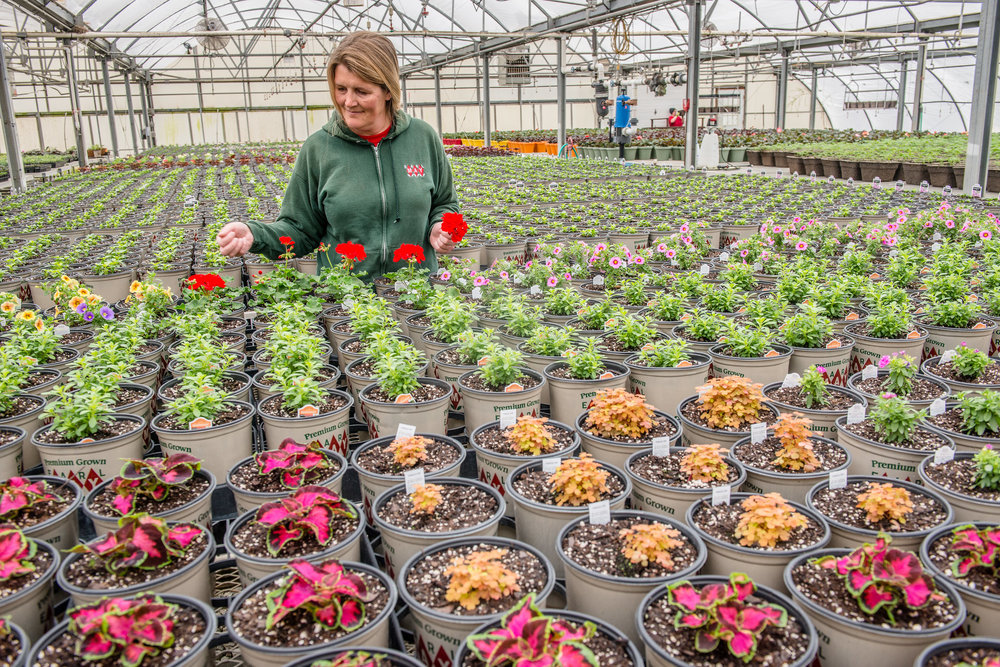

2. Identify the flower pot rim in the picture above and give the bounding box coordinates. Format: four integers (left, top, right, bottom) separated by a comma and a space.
56, 523, 216, 597
225, 449, 348, 498
226, 560, 396, 655
685, 492, 832, 557
372, 476, 505, 539
846, 369, 951, 402
783, 334, 856, 353
151, 400, 255, 434
29, 593, 217, 667
637, 574, 818, 667
843, 322, 929, 342
457, 367, 546, 395
2, 393, 45, 420
223, 499, 365, 566
920, 355, 1000, 391
468, 418, 580, 463
4, 620, 28, 667
31, 413, 146, 448
82, 468, 217, 525
623, 351, 712, 370
0, 426, 25, 452
762, 382, 868, 414
919, 520, 1000, 605
833, 415, 956, 456
625, 448, 749, 494
916, 452, 996, 511
540, 360, 629, 383
675, 395, 781, 436
2, 537, 59, 607
359, 377, 453, 405
350, 434, 466, 482
921, 400, 1000, 443
503, 459, 632, 514
81, 268, 135, 279
158, 371, 252, 402
915, 637, 1000, 667
731, 433, 852, 480
556, 509, 707, 585
20, 474, 83, 534
115, 382, 154, 412
251, 364, 340, 390
395, 535, 556, 624
915, 317, 997, 333
281, 645, 422, 667
431, 347, 477, 370
782, 548, 967, 637
257, 388, 354, 422
708, 342, 793, 360
574, 409, 682, 448
805, 474, 954, 539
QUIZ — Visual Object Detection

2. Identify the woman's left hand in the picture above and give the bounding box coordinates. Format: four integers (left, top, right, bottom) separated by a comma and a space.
429, 222, 455, 254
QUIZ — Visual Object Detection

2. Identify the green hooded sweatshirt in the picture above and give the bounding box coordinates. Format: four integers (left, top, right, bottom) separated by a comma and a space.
246, 109, 458, 279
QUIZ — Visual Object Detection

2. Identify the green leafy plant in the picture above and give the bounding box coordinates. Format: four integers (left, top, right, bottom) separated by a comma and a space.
563, 338, 605, 380
923, 299, 981, 329
799, 365, 829, 408
635, 339, 692, 367
950, 343, 992, 380
454, 330, 499, 366
543, 287, 585, 317
373, 346, 426, 398
425, 293, 478, 344
958, 390, 1000, 437
476, 345, 524, 390
523, 326, 574, 357
878, 353, 918, 396
605, 315, 657, 351
647, 292, 686, 322
869, 394, 925, 444
781, 304, 834, 348
973, 445, 1000, 491
866, 303, 914, 339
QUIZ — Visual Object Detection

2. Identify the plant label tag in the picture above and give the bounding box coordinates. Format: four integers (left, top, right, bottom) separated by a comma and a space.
750, 422, 767, 444
189, 418, 212, 430
652, 437, 671, 457
529, 285, 542, 296
712, 485, 731, 506
499, 409, 517, 429
781, 373, 801, 389
599, 371, 615, 380
404, 469, 425, 493
973, 322, 988, 329
297, 404, 320, 418
243, 310, 256, 322
676, 360, 693, 367
471, 287, 482, 300
752, 263, 763, 271
53, 324, 70, 338
396, 423, 417, 439
764, 349, 780, 358
80, 437, 95, 443
869, 273, 881, 280
504, 383, 524, 393
940, 349, 957, 364
845, 312, 859, 321
829, 469, 848, 489
394, 281, 406, 292
478, 357, 490, 366
933, 232, 942, 240
588, 500, 611, 525
906, 330, 922, 339
719, 252, 730, 261
671, 259, 678, 267
699, 264, 710, 275
826, 339, 842, 349
847, 404, 866, 424
862, 365, 878, 380
394, 394, 413, 405
934, 446, 955, 465
593, 275, 605, 286
542, 458, 561, 474
929, 398, 946, 417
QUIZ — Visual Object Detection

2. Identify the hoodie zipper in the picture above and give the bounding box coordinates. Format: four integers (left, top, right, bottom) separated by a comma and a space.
372, 143, 389, 273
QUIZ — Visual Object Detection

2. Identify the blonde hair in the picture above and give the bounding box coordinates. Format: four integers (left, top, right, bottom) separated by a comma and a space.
326, 31, 401, 117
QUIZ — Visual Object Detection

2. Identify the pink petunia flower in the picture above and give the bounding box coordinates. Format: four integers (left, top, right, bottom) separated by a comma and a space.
609, 257, 623, 269
547, 276, 559, 287
440, 271, 451, 281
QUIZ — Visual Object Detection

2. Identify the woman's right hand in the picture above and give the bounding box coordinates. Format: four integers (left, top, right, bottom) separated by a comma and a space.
216, 222, 254, 257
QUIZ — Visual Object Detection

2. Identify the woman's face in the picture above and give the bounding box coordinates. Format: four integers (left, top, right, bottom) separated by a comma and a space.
333, 65, 392, 136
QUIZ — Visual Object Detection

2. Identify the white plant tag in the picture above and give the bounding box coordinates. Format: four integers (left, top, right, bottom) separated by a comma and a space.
593, 274, 605, 286
542, 458, 561, 474
588, 500, 611, 525
750, 422, 767, 444
396, 423, 416, 439
712, 485, 731, 506
499, 409, 517, 429
862, 365, 878, 381
829, 469, 848, 489
752, 262, 763, 271
471, 287, 482, 300
529, 285, 542, 296
394, 281, 406, 292
847, 404, 866, 424
933, 232, 943, 241
940, 349, 957, 364
652, 436, 671, 457
719, 252, 730, 261
243, 310, 256, 321
931, 242, 942, 252
934, 446, 955, 465
781, 373, 802, 389
403, 469, 425, 493
699, 264, 711, 275
929, 398, 946, 417
53, 324, 70, 338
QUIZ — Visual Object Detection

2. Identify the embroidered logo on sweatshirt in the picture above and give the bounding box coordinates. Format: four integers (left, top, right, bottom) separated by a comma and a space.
405, 165, 425, 177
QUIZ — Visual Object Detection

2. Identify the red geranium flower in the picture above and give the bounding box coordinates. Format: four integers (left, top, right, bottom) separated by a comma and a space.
279, 236, 294, 246
186, 273, 226, 291
441, 212, 468, 243
335, 242, 367, 262
393, 244, 425, 264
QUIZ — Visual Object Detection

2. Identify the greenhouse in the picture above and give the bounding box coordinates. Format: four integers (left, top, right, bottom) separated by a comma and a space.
0, 1, 999, 666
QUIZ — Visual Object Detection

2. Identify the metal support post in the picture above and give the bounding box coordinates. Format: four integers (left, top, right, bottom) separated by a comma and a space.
401, 76, 408, 113
776, 50, 788, 130
65, 45, 88, 166
896, 58, 908, 132
964, 0, 999, 192
144, 79, 157, 147
808, 68, 818, 131
123, 72, 139, 155
684, 0, 703, 168
433, 67, 443, 135
482, 55, 491, 147
138, 75, 150, 150
193, 49, 207, 143
101, 58, 119, 157
912, 39, 927, 132
557, 36, 567, 156
0, 34, 26, 193
300, 49, 308, 136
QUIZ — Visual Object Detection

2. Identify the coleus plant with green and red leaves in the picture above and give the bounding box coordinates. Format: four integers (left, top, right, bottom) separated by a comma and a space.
68, 514, 202, 576
254, 438, 334, 490
466, 594, 599, 667
70, 595, 177, 667
0, 476, 58, 522
0, 527, 38, 581
255, 486, 357, 557
110, 454, 203, 516
665, 572, 788, 663
265, 558, 375, 632
310, 652, 389, 667
812, 533, 944, 624
948, 524, 1000, 579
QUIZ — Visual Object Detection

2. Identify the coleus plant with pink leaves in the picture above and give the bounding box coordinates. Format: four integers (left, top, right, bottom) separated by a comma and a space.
812, 533, 944, 624
466, 594, 599, 667
948, 524, 1000, 579
70, 595, 177, 667
265, 558, 375, 632
255, 486, 356, 557
68, 514, 203, 576
0, 476, 58, 522
311, 651, 389, 667
0, 527, 38, 582
665, 572, 788, 663
109, 454, 202, 516
254, 438, 334, 489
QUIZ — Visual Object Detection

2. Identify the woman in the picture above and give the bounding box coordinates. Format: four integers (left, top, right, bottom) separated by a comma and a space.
216, 31, 458, 278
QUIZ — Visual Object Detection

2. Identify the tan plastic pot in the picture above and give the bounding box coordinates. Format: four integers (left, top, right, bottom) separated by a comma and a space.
20, 475, 82, 549
921, 522, 1000, 637
847, 370, 950, 409
359, 378, 451, 440
806, 476, 954, 550
0, 394, 45, 470
786, 337, 856, 387
920, 319, 996, 363
784, 549, 964, 667
151, 400, 255, 481
918, 454, 1000, 524
227, 561, 396, 667
732, 434, 852, 504
469, 420, 580, 517
710, 343, 793, 386
251, 365, 340, 405
397, 536, 555, 667
258, 390, 353, 457
676, 395, 781, 449
226, 449, 348, 516
0, 538, 58, 641
923, 401, 1000, 452
556, 510, 707, 645
575, 410, 683, 469
372, 478, 504, 578
157, 371, 252, 406
125, 361, 160, 392
517, 347, 565, 404
57, 524, 215, 607
224, 501, 365, 587
625, 448, 748, 520
344, 357, 376, 424
430, 348, 475, 414
350, 434, 466, 525
921, 355, 1000, 397
459, 368, 546, 433
762, 383, 867, 442
835, 416, 954, 483
844, 323, 929, 376
625, 352, 711, 415
115, 383, 155, 449
542, 361, 628, 426
0, 426, 24, 479
32, 414, 146, 492
83, 469, 217, 535
504, 459, 630, 577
